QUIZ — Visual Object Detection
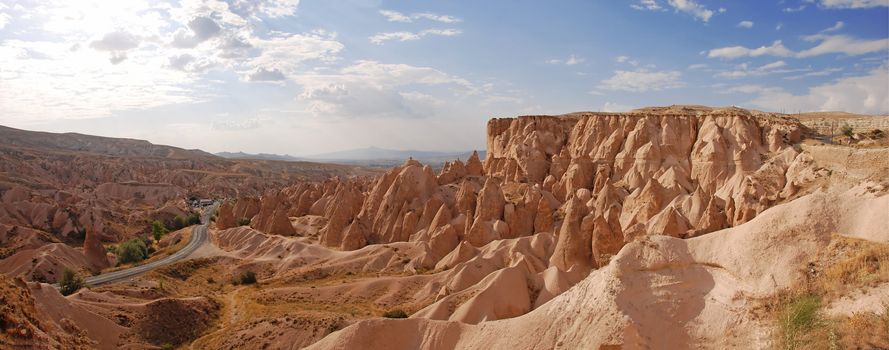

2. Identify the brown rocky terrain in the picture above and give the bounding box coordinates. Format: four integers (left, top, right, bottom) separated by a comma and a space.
0, 125, 376, 282
1, 106, 887, 349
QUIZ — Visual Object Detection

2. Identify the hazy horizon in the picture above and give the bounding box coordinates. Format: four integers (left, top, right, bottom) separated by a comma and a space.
1, 0, 887, 155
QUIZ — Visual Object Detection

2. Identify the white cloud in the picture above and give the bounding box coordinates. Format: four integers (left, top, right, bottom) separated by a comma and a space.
688, 63, 707, 69
247, 67, 287, 82
294, 60, 477, 119
89, 31, 139, 51
631, 0, 714, 21
737, 20, 754, 28
714, 60, 790, 79
565, 54, 584, 65
760, 61, 787, 70
822, 21, 845, 32
246, 30, 344, 77
547, 54, 585, 65
422, 29, 462, 37
667, 0, 714, 22
818, 0, 889, 8
369, 29, 462, 44
170, 16, 222, 48
399, 91, 445, 107
783, 5, 807, 12
0, 1, 349, 123
616, 55, 640, 66
630, 0, 663, 10
414, 13, 461, 23
0, 39, 203, 122
378, 10, 461, 23
599, 69, 684, 92
601, 102, 634, 112
370, 31, 420, 43
379, 10, 412, 22
797, 34, 889, 57
89, 30, 141, 64
212, 118, 264, 131
708, 34, 887, 60
749, 66, 889, 115
212, 0, 300, 20
783, 67, 843, 80
334, 61, 474, 89
167, 53, 213, 73
258, 0, 301, 17
722, 84, 775, 94
0, 12, 10, 29
481, 95, 524, 106
707, 40, 793, 59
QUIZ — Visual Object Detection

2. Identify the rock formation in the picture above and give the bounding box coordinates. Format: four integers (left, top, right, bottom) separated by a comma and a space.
6, 106, 888, 350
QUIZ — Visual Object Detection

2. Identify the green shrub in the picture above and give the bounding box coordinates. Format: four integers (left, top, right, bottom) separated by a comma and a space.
382, 309, 408, 318
237, 217, 251, 226
239, 270, 257, 285
173, 215, 186, 230
116, 238, 150, 264
779, 294, 825, 349
841, 124, 854, 137
59, 269, 84, 296
151, 220, 169, 241
188, 213, 201, 226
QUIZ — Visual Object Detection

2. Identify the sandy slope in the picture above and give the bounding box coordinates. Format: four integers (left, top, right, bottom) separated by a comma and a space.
307, 184, 889, 349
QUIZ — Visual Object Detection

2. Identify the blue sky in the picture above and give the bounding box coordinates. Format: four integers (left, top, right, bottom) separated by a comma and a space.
0, 0, 887, 155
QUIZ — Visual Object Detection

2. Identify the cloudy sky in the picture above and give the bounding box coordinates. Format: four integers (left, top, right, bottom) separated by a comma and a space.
0, 0, 887, 155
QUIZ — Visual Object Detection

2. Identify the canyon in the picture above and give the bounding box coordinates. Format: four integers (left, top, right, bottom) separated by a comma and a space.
1, 106, 887, 349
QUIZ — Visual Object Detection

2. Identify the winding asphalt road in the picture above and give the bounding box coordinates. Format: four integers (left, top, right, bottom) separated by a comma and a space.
83, 203, 218, 286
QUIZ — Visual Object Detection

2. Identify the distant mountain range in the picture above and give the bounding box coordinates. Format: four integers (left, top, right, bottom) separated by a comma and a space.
214, 151, 303, 162
216, 146, 485, 169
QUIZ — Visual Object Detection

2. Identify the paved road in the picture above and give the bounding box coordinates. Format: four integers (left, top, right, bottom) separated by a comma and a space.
82, 203, 218, 286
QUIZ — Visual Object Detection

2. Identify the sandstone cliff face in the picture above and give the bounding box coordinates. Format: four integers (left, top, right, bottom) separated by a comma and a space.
204, 107, 834, 332
232, 108, 810, 277
484, 108, 806, 269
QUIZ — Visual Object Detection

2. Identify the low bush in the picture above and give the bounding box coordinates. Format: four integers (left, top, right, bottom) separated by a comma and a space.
117, 238, 150, 264
239, 270, 257, 285
59, 269, 85, 296
237, 217, 251, 226
382, 309, 408, 318
840, 124, 854, 138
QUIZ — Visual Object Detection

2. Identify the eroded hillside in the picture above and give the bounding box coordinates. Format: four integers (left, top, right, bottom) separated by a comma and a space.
0, 125, 377, 282
1, 107, 887, 349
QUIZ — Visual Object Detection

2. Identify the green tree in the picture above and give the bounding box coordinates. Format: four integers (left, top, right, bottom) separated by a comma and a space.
841, 124, 854, 137
187, 213, 201, 226
59, 269, 84, 296
173, 215, 187, 230
239, 270, 257, 285
117, 238, 149, 264
151, 220, 168, 241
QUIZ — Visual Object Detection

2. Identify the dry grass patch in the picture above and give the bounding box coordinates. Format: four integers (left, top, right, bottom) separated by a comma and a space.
834, 307, 889, 349
769, 235, 889, 349
818, 242, 889, 298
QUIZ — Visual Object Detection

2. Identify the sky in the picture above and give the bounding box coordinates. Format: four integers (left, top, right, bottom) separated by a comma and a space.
0, 0, 887, 155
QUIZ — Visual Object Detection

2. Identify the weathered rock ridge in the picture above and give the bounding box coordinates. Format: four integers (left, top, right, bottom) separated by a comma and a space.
220, 107, 819, 285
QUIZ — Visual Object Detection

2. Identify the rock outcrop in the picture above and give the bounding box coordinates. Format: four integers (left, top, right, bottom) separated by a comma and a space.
193, 106, 859, 342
